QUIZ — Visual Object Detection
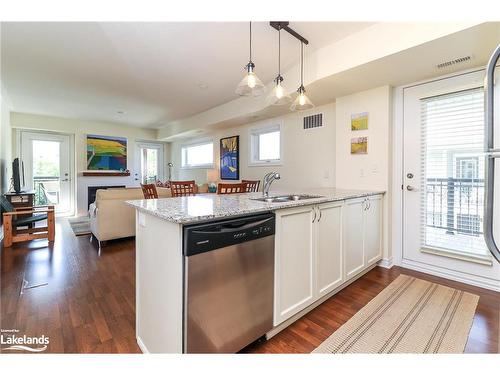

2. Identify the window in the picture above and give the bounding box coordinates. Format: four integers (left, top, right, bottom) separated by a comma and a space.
249, 124, 282, 165
181, 141, 214, 168
421, 87, 488, 258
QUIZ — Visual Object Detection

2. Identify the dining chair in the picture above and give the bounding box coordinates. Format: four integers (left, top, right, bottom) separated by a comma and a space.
217, 183, 246, 195
141, 183, 158, 199
170, 180, 197, 197
242, 179, 260, 192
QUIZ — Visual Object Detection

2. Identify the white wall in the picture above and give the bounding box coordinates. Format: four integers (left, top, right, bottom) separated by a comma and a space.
10, 112, 171, 216
169, 103, 336, 191
335, 85, 392, 262
0, 85, 12, 195
0, 84, 13, 241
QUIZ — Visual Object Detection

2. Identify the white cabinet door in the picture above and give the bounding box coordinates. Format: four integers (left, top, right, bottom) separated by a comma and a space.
316, 202, 344, 298
274, 205, 316, 325
365, 195, 383, 266
344, 198, 366, 280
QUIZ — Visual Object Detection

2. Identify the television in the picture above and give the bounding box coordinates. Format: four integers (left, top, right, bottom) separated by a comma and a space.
12, 158, 26, 193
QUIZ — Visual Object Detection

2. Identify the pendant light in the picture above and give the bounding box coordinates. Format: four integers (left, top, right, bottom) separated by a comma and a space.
235, 22, 265, 97
290, 42, 314, 111
266, 27, 291, 105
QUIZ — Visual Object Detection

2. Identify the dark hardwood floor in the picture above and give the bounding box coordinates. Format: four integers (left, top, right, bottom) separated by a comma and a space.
1, 218, 499, 353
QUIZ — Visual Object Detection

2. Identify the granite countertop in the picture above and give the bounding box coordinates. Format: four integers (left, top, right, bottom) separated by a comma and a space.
126, 188, 385, 225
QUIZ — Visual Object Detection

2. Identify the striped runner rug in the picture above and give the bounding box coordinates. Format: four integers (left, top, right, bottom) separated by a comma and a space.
313, 274, 479, 353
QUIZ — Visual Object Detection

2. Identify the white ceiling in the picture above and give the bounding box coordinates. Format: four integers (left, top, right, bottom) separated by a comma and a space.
1, 22, 375, 128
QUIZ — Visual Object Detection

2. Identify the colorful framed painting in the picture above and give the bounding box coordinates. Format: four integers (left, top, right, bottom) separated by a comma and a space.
86, 134, 127, 171
351, 136, 368, 154
351, 112, 369, 131
220, 135, 239, 180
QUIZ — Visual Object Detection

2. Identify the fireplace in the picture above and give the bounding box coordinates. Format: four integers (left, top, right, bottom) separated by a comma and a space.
88, 185, 125, 209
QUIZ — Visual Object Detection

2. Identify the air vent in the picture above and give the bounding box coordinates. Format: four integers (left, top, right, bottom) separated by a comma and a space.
436, 56, 472, 69
303, 113, 323, 130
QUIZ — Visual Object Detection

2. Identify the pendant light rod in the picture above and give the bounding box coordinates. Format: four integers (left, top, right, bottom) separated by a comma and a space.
269, 21, 309, 45
249, 21, 252, 62
300, 41, 304, 85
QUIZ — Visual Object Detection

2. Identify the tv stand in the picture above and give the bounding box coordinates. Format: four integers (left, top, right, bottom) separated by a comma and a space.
4, 191, 37, 222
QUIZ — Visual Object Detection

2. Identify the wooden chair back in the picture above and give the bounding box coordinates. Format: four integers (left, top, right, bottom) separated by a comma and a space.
141, 183, 158, 199
242, 179, 260, 192
170, 180, 196, 197
217, 183, 246, 195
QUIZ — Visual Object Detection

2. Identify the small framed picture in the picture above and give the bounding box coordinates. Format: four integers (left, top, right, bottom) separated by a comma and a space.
351, 112, 368, 131
351, 136, 368, 154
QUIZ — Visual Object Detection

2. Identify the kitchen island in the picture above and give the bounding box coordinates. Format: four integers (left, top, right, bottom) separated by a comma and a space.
127, 188, 385, 353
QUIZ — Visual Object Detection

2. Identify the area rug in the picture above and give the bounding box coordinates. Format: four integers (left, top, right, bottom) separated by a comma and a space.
313, 274, 479, 353
68, 216, 91, 236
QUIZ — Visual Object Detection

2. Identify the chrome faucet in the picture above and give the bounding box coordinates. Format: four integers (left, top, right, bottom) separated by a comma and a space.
262, 172, 281, 197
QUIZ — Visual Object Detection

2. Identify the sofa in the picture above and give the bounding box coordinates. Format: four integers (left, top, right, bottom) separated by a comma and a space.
88, 185, 208, 248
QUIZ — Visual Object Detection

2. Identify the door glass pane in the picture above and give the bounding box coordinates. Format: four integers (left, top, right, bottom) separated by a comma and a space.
421, 88, 489, 257
141, 148, 159, 183
32, 140, 61, 206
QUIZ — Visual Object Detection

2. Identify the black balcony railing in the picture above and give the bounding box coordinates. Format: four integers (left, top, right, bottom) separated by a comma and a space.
33, 176, 60, 206
425, 177, 484, 236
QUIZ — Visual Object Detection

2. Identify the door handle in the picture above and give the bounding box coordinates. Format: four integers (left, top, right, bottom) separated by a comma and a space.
406, 185, 415, 191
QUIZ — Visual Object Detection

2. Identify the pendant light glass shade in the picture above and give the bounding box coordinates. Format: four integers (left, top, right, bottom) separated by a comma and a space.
290, 85, 314, 111
266, 28, 292, 106
290, 42, 314, 111
236, 62, 265, 96
235, 22, 265, 97
266, 75, 292, 105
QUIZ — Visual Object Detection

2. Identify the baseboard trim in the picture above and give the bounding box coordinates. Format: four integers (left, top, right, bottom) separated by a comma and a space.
266, 264, 378, 339
136, 335, 149, 354
377, 257, 394, 269
401, 258, 500, 292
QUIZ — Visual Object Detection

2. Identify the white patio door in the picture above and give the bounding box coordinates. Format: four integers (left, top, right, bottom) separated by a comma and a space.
402, 70, 500, 288
21, 131, 73, 215
134, 142, 164, 184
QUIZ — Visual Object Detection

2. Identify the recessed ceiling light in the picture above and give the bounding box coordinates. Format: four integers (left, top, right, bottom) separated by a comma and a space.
197, 83, 209, 90
117, 110, 125, 114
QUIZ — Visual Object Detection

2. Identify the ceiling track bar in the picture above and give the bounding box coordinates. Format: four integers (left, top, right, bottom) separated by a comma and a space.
269, 21, 309, 45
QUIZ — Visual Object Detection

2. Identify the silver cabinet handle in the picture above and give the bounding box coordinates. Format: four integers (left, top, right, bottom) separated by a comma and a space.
484, 43, 500, 263
317, 207, 322, 222
312, 207, 317, 223
406, 185, 415, 191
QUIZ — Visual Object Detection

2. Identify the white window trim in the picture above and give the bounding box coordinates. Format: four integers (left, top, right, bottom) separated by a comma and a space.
248, 121, 284, 167
181, 139, 215, 169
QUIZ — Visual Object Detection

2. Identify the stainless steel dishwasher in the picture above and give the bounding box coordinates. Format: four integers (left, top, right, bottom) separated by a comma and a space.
183, 213, 275, 353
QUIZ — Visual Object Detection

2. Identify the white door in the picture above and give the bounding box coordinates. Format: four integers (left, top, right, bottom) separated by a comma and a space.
344, 197, 365, 280
316, 202, 344, 298
274, 205, 316, 325
402, 70, 500, 287
365, 195, 383, 266
21, 131, 73, 215
135, 142, 164, 185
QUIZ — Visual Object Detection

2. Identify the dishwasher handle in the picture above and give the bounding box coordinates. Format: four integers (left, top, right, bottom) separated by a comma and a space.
191, 217, 274, 235
183, 213, 275, 256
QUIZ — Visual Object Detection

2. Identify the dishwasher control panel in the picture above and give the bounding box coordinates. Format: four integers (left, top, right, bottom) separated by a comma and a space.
183, 213, 275, 256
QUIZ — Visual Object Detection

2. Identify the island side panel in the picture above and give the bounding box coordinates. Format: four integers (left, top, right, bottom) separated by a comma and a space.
135, 210, 183, 353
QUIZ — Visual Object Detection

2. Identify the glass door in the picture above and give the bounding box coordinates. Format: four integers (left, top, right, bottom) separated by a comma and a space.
402, 70, 500, 285
21, 131, 73, 215
135, 142, 164, 184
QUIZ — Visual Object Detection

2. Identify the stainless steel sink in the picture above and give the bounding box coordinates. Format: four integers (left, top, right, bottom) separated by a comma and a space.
251, 194, 323, 203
